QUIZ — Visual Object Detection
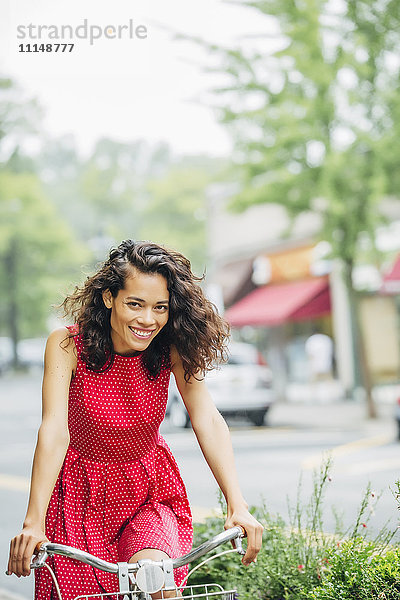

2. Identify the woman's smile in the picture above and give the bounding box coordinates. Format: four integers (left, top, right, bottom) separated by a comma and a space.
128, 326, 156, 339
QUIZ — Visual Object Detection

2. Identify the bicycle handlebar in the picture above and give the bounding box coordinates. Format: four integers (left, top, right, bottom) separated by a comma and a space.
32, 543, 118, 573
172, 526, 244, 568
30, 526, 244, 572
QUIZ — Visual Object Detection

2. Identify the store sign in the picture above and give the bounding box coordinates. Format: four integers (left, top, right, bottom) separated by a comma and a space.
252, 245, 315, 284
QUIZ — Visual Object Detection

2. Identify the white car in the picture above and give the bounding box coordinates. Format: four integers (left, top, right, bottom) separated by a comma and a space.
167, 342, 276, 428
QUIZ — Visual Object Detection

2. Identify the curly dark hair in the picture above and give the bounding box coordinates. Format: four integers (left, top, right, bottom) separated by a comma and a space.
60, 240, 230, 381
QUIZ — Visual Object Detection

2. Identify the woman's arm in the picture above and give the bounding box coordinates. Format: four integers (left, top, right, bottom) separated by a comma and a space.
7, 327, 76, 578
170, 347, 263, 566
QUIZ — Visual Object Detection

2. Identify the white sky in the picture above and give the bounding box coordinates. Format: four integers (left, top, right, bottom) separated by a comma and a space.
1, 0, 274, 157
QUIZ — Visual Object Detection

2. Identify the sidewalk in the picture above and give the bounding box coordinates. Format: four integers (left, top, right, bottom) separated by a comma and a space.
284, 379, 400, 406
268, 391, 398, 439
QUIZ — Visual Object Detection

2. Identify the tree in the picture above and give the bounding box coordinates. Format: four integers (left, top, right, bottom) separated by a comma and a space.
35, 136, 174, 254
0, 76, 43, 165
139, 156, 227, 274
35, 136, 224, 272
0, 172, 89, 366
191, 0, 400, 416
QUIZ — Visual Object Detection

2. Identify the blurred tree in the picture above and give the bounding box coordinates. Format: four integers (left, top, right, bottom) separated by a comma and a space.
139, 156, 227, 274
193, 0, 400, 415
35, 136, 173, 256
35, 136, 225, 273
0, 172, 89, 366
0, 76, 43, 166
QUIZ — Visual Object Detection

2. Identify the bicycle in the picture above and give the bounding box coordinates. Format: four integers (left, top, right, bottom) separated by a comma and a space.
29, 526, 245, 600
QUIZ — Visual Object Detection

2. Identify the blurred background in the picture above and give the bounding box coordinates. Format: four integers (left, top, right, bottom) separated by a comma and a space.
1, 0, 400, 597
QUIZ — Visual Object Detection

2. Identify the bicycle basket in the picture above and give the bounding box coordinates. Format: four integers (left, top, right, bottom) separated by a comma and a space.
74, 584, 237, 600
179, 583, 236, 599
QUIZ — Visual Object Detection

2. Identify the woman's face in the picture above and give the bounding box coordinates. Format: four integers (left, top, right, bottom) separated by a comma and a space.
102, 268, 170, 355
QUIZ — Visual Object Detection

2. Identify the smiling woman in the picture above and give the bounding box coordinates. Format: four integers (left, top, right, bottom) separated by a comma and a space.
58, 240, 230, 381
8, 239, 264, 600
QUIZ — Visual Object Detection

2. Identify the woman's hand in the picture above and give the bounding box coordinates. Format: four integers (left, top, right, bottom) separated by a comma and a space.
7, 525, 48, 577
224, 503, 264, 566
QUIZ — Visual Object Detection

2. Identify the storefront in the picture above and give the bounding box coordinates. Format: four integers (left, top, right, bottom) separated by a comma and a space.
224, 248, 400, 398
223, 245, 335, 399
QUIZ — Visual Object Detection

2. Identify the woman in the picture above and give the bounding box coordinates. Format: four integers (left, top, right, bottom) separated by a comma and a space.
7, 240, 263, 600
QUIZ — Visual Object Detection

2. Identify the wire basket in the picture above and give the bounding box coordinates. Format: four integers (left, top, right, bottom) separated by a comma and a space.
74, 583, 237, 600
179, 583, 236, 599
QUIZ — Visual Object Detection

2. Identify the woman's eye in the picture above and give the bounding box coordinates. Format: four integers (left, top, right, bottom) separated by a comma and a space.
156, 306, 168, 311
127, 302, 140, 308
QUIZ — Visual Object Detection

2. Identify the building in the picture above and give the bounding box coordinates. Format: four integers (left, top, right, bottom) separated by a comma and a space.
206, 185, 400, 400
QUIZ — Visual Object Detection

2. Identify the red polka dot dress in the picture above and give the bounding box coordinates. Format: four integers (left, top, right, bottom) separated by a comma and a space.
34, 325, 193, 600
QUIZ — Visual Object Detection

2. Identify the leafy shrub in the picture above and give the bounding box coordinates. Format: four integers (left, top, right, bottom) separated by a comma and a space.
189, 460, 399, 600
303, 540, 400, 600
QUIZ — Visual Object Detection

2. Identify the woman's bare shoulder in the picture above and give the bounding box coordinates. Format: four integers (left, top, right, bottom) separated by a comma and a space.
46, 326, 75, 348
45, 327, 77, 370
42, 328, 76, 424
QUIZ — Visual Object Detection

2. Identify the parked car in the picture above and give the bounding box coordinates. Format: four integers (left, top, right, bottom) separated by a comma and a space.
167, 341, 276, 428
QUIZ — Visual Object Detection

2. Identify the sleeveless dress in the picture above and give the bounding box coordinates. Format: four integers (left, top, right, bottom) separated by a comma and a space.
34, 325, 193, 600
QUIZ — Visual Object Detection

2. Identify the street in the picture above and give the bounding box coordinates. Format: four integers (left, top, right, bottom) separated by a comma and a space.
1, 372, 399, 599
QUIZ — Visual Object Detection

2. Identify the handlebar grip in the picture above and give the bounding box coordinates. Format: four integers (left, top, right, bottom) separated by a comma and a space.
31, 548, 49, 569
35, 541, 46, 553
235, 525, 246, 537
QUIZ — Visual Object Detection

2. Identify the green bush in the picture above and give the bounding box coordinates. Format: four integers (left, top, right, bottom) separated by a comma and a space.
189, 461, 399, 600
303, 540, 400, 600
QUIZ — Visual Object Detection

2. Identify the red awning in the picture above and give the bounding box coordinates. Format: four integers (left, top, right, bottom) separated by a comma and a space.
225, 277, 331, 327
381, 255, 400, 295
